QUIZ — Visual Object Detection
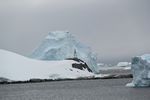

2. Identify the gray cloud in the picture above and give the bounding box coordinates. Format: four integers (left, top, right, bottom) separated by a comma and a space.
0, 0, 150, 64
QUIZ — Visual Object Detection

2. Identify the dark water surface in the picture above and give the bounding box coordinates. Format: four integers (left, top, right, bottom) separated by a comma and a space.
0, 78, 150, 100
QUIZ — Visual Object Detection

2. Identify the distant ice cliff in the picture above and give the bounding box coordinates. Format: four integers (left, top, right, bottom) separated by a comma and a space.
30, 31, 98, 73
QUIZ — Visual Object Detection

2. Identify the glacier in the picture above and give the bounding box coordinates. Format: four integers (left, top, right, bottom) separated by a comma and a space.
126, 54, 150, 87
30, 31, 98, 73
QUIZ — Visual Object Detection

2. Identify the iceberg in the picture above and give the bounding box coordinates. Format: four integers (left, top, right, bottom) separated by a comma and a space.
117, 62, 131, 67
126, 54, 150, 87
30, 31, 98, 73
0, 49, 94, 81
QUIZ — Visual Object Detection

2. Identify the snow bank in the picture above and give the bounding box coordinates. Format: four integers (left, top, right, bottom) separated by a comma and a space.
0, 49, 94, 81
126, 54, 150, 87
31, 31, 98, 73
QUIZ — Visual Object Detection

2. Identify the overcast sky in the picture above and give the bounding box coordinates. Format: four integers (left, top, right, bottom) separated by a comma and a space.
0, 0, 150, 64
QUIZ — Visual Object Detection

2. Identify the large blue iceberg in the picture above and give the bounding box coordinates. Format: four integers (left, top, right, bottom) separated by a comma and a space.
127, 54, 150, 87
30, 31, 98, 73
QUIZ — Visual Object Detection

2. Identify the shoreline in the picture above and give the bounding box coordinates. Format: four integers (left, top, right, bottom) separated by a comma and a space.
0, 74, 132, 85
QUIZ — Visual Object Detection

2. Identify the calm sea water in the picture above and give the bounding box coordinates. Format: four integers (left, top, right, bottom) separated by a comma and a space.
0, 78, 150, 100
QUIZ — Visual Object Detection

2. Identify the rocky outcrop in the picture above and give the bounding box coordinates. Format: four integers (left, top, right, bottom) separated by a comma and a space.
66, 58, 92, 72
0, 77, 11, 83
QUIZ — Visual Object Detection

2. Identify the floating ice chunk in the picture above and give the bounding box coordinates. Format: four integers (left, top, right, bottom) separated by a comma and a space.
117, 62, 130, 67
127, 55, 150, 87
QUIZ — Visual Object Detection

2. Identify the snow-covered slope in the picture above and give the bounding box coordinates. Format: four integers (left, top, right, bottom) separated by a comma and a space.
0, 49, 94, 81
30, 31, 98, 73
126, 54, 150, 87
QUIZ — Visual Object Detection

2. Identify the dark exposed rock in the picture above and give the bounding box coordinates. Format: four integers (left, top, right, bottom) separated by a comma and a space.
0, 77, 11, 84
66, 57, 84, 62
29, 78, 43, 82
0, 77, 10, 82
66, 57, 92, 72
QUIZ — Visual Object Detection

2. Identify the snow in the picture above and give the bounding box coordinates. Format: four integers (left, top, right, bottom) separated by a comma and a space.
117, 62, 131, 67
141, 54, 150, 63
98, 66, 131, 71
30, 31, 98, 73
97, 63, 105, 67
94, 74, 110, 78
96, 62, 131, 73
126, 55, 150, 87
0, 49, 94, 81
